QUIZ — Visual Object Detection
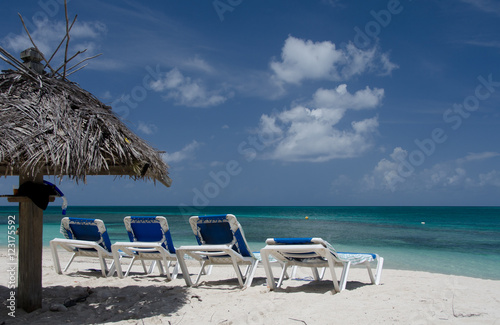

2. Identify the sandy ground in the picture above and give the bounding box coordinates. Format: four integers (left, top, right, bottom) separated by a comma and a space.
0, 248, 499, 325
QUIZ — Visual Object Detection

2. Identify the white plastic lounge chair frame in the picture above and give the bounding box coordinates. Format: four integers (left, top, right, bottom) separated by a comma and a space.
50, 217, 116, 277
260, 237, 384, 293
176, 214, 259, 288
111, 216, 179, 280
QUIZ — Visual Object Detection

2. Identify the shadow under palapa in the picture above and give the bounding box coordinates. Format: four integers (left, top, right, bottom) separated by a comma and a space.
0, 284, 189, 324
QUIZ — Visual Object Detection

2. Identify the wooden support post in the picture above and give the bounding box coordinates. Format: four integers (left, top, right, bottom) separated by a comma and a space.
17, 173, 44, 312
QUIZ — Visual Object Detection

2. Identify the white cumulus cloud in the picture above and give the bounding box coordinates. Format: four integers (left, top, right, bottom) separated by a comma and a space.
257, 85, 383, 162
361, 147, 407, 191
270, 36, 397, 85
478, 170, 500, 186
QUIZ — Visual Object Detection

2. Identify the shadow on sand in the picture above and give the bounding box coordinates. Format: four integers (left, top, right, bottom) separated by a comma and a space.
267, 279, 373, 294
0, 282, 190, 324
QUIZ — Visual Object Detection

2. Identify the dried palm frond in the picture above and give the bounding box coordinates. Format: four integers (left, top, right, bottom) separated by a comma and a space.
0, 70, 171, 186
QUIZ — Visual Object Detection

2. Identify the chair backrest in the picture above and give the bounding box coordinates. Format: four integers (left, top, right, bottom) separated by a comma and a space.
189, 214, 253, 258
61, 217, 113, 252
124, 216, 176, 254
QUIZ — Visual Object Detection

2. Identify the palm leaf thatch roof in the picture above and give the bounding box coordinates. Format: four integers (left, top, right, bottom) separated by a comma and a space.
0, 63, 171, 187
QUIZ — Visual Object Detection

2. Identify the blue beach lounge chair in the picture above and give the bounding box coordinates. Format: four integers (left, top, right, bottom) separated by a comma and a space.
260, 237, 384, 293
111, 216, 179, 280
175, 214, 259, 288
50, 217, 117, 277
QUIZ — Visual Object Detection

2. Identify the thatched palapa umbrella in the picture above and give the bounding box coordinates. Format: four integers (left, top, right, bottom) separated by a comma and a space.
0, 11, 171, 311
0, 53, 171, 187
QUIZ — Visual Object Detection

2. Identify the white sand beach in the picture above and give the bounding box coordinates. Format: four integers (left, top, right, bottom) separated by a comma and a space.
1, 248, 499, 324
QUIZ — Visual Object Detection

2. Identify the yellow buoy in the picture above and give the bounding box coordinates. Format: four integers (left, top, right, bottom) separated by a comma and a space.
305, 216, 309, 220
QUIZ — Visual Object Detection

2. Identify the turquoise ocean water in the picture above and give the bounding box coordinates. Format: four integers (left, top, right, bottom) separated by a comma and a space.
0, 206, 499, 280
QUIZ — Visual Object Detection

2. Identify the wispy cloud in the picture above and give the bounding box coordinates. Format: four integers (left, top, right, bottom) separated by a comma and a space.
136, 121, 158, 135
1, 19, 107, 68
150, 68, 233, 107
181, 57, 215, 74
457, 152, 500, 163
163, 140, 201, 164
321, 0, 345, 8
460, 0, 500, 16
461, 40, 500, 48
357, 149, 500, 191
230, 70, 286, 100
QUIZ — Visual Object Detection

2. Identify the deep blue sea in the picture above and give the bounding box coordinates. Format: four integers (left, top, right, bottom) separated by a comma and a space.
1, 206, 499, 280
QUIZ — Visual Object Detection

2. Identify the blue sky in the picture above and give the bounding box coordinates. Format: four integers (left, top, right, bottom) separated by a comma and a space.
1, 0, 500, 206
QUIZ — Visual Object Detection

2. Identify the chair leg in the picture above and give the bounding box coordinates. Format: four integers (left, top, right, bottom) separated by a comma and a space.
200, 264, 213, 275
366, 262, 376, 284
112, 248, 124, 278
243, 260, 259, 288
125, 256, 137, 277
50, 241, 62, 274
319, 267, 326, 280
156, 260, 165, 276
161, 258, 172, 280
175, 251, 193, 286
137, 259, 146, 274
290, 265, 297, 279
326, 258, 340, 293
147, 261, 156, 274
107, 260, 117, 277
311, 267, 320, 281
99, 252, 111, 277
339, 261, 351, 292
98, 253, 109, 277
242, 264, 250, 277
374, 257, 384, 285
63, 253, 77, 272
194, 260, 207, 286
231, 260, 244, 287
171, 262, 179, 280
260, 250, 276, 290
160, 260, 172, 280
276, 263, 289, 288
